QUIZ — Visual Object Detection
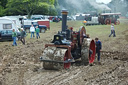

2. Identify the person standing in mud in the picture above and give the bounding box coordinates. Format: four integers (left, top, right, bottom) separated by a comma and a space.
109, 23, 116, 37
12, 29, 17, 46
35, 26, 40, 39
95, 38, 102, 63
20, 28, 26, 45
30, 24, 35, 38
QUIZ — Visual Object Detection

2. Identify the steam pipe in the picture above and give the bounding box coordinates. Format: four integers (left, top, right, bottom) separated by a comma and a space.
61, 9, 68, 31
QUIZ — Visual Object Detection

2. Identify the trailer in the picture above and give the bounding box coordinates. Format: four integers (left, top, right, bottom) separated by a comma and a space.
37, 20, 50, 30
0, 17, 20, 41
4, 17, 21, 28
23, 19, 48, 33
4, 15, 27, 27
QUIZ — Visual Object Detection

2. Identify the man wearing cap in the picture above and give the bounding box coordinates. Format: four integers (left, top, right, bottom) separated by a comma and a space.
20, 28, 26, 45
109, 23, 116, 37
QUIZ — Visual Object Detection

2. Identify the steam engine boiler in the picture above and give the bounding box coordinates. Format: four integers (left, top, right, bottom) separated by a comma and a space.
40, 10, 96, 70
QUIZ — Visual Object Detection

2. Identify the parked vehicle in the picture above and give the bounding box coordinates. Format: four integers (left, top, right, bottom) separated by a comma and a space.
84, 15, 99, 25
4, 15, 27, 27
31, 15, 45, 20
52, 17, 60, 22
4, 17, 21, 28
48, 16, 54, 21
37, 20, 50, 30
23, 19, 48, 33
48, 16, 61, 22
84, 13, 121, 25
76, 14, 85, 20
0, 17, 20, 41
98, 13, 121, 25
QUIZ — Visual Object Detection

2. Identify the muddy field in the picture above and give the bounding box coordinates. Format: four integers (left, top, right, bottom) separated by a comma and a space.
0, 20, 128, 85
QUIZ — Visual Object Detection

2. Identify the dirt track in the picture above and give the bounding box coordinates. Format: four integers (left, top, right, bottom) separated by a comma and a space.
0, 20, 128, 85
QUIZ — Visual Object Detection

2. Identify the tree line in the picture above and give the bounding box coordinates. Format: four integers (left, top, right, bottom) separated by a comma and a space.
0, 0, 60, 18
0, 0, 128, 18
0, 0, 103, 17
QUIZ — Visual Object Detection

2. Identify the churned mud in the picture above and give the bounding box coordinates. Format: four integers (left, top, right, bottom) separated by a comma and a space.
0, 21, 128, 85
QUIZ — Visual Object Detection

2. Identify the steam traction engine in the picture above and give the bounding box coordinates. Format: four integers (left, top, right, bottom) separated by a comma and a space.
40, 10, 96, 70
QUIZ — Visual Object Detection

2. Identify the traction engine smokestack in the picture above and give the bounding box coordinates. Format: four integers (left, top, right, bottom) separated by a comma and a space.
61, 9, 68, 31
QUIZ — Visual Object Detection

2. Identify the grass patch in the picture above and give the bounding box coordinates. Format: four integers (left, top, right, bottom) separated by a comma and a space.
0, 19, 128, 51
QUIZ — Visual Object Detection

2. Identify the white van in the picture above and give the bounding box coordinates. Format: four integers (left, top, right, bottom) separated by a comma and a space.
0, 17, 20, 41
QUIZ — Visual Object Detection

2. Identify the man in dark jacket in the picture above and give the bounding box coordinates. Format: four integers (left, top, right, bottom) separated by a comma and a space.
95, 38, 102, 62
20, 28, 26, 45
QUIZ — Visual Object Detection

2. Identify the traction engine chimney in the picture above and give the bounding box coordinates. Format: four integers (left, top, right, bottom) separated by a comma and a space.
61, 9, 68, 32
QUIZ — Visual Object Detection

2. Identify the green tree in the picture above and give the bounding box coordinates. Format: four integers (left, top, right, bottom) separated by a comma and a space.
0, 5, 5, 16
49, 4, 57, 15
6, 0, 40, 18
0, 0, 7, 8
54, 0, 61, 15
5, 0, 57, 18
0, 0, 7, 16
34, 2, 49, 15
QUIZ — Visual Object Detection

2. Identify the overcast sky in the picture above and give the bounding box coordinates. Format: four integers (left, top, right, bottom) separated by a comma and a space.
96, 0, 112, 4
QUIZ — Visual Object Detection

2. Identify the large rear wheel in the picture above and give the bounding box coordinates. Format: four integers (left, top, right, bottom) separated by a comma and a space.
81, 39, 95, 65
105, 18, 111, 25
115, 20, 120, 25
81, 47, 89, 65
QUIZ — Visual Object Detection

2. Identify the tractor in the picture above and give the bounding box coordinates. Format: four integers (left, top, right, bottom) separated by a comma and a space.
98, 13, 121, 25
40, 10, 96, 70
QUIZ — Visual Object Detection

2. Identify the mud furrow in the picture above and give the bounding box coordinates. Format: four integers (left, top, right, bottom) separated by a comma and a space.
25, 69, 67, 85
46, 68, 81, 85
25, 67, 80, 85
24, 59, 124, 85
57, 60, 123, 85
55, 70, 82, 85
24, 71, 59, 85
1, 20, 128, 85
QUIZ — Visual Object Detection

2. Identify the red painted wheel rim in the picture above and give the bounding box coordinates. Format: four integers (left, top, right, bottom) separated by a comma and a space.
115, 20, 120, 25
64, 51, 71, 69
89, 40, 96, 63
105, 19, 111, 25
